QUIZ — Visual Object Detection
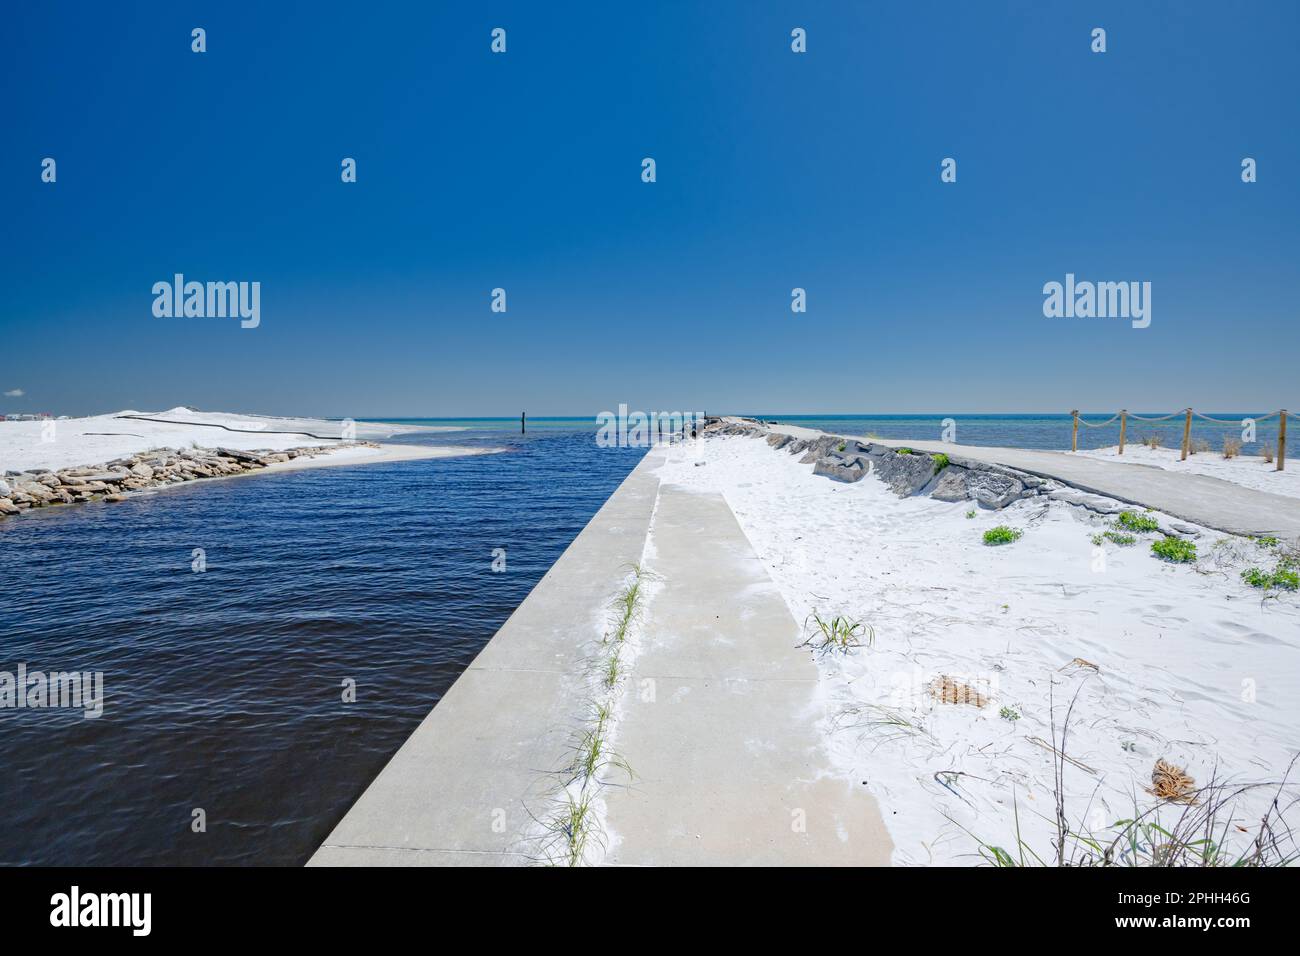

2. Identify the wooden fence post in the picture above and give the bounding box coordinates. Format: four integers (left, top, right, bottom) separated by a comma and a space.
1180, 408, 1192, 461
1118, 410, 1127, 455
1278, 410, 1288, 472
1071, 410, 1079, 452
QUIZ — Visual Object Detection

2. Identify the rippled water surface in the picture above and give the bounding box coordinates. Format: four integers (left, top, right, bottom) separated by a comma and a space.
0, 423, 644, 865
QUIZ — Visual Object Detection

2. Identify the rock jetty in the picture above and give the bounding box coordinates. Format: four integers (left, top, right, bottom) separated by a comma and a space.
0, 443, 376, 519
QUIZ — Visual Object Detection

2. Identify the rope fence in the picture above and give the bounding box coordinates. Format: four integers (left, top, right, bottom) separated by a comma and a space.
1070, 408, 1289, 471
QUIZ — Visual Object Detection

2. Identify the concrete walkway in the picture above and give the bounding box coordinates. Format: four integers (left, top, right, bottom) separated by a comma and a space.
774, 426, 1300, 540
309, 441, 893, 866
604, 486, 892, 865
309, 448, 666, 865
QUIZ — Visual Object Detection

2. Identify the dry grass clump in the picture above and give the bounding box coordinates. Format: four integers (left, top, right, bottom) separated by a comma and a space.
956, 686, 1300, 867
1223, 437, 1242, 459
928, 675, 989, 708
1261, 442, 1275, 463
1190, 438, 1211, 455
1141, 434, 1163, 449
1147, 758, 1198, 804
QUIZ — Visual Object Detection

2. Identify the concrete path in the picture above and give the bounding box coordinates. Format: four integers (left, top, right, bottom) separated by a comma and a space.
774, 426, 1300, 540
603, 485, 892, 866
308, 448, 666, 866
310, 441, 893, 866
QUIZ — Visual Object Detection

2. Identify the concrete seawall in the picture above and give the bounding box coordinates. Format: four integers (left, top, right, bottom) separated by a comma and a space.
309, 447, 665, 865
310, 439, 894, 866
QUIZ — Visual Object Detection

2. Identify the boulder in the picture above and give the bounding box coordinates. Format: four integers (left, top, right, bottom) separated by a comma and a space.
0, 498, 19, 515
928, 466, 971, 502
216, 447, 269, 465
0, 478, 9, 497
766, 433, 793, 450
813, 455, 869, 483
872, 449, 938, 497
966, 470, 1025, 509
1046, 487, 1127, 515
800, 436, 842, 464
18, 481, 56, 502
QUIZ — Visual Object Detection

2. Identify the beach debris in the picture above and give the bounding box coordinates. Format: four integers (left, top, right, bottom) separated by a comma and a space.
927, 675, 989, 708
1059, 657, 1100, 673
1147, 758, 1198, 804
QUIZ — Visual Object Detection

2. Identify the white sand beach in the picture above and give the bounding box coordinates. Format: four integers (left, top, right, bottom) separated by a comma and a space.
0, 407, 485, 475
655, 433, 1300, 866
1077, 444, 1300, 501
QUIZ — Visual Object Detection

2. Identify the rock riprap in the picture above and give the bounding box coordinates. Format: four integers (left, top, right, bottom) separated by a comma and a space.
0, 443, 376, 520
701, 418, 1043, 510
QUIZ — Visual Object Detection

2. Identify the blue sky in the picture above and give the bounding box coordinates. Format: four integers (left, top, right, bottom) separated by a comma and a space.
2, 1, 1297, 417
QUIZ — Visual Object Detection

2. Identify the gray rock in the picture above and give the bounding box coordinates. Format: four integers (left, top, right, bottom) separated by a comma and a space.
928, 466, 971, 502
0, 478, 9, 497
1046, 487, 1127, 515
966, 470, 1025, 509
873, 449, 938, 497
18, 481, 56, 502
0, 498, 19, 515
216, 447, 269, 465
130, 461, 155, 479
813, 455, 868, 483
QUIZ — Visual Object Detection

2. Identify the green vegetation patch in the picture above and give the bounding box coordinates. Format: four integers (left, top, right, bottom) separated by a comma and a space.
932, 453, 950, 473
983, 526, 1023, 546
1241, 566, 1300, 591
1116, 510, 1160, 533
1151, 536, 1197, 563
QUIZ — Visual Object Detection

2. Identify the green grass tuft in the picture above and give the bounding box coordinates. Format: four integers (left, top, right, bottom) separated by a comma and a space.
983, 525, 1023, 546
1242, 566, 1299, 590
1151, 536, 1197, 563
1116, 510, 1160, 533
1092, 529, 1137, 547
802, 611, 874, 653
931, 453, 949, 473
